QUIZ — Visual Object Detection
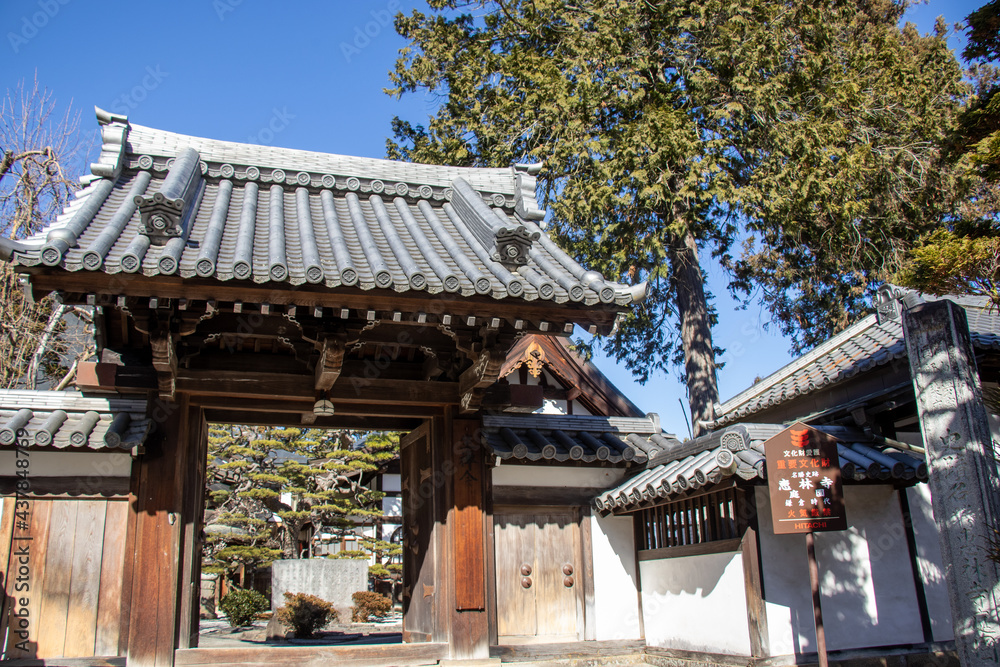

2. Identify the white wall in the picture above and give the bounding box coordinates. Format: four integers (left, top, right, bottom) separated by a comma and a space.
0, 449, 131, 480
640, 550, 751, 655
905, 484, 954, 641
492, 464, 627, 489
591, 513, 641, 640
757, 485, 926, 656
510, 367, 593, 416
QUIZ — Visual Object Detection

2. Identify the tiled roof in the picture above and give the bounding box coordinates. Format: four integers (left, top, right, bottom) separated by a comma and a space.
713, 292, 1000, 427
594, 423, 927, 514
3, 109, 644, 308
0, 390, 151, 450
482, 413, 681, 466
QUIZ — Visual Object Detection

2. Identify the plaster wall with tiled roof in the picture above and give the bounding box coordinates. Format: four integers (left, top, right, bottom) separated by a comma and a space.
712, 291, 1000, 427
594, 423, 927, 514
3, 109, 645, 310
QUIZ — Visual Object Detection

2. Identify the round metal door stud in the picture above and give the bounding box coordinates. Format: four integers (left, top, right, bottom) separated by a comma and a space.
562, 564, 574, 576
563, 576, 574, 588
521, 564, 532, 576
521, 577, 532, 589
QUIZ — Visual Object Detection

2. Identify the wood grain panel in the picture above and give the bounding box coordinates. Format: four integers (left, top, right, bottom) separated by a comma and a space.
400, 422, 437, 640
0, 496, 16, 656
494, 512, 535, 638
36, 500, 78, 657
19, 499, 53, 659
96, 500, 128, 656
534, 512, 578, 638
452, 419, 485, 611
63, 500, 107, 657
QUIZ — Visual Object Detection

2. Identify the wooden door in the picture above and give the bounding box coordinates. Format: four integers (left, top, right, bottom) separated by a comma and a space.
494, 508, 583, 643
400, 422, 438, 642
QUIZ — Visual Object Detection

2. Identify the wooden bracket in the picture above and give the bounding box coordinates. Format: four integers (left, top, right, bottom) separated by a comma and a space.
459, 347, 506, 414
150, 329, 178, 400
314, 336, 346, 392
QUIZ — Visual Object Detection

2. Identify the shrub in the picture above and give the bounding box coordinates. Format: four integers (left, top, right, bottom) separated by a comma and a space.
219, 588, 269, 628
276, 592, 337, 638
351, 590, 392, 622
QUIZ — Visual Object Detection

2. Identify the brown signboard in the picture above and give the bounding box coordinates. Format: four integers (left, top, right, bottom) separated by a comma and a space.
763, 422, 847, 534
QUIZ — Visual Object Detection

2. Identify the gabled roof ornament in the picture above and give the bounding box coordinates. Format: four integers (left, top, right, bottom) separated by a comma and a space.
450, 177, 539, 268
136, 147, 203, 245
513, 163, 545, 222
90, 107, 129, 180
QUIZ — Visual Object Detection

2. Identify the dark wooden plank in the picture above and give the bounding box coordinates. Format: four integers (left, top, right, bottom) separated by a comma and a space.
177, 411, 209, 649
37, 500, 78, 657
116, 463, 141, 657
741, 526, 769, 658
63, 500, 107, 657
491, 485, 609, 507
202, 410, 421, 431
579, 507, 596, 641
452, 419, 486, 611
173, 642, 449, 667
126, 395, 190, 667
178, 371, 459, 406
637, 538, 743, 561
28, 271, 620, 330
96, 500, 128, 656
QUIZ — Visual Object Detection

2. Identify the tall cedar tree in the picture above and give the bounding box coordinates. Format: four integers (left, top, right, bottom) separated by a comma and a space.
896, 1, 1000, 306
204, 426, 400, 581
387, 0, 967, 433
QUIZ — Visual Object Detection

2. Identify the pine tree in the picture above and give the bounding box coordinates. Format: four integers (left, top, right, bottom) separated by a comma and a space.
203, 426, 401, 583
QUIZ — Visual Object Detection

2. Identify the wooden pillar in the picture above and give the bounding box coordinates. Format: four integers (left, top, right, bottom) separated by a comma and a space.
447, 417, 490, 660
122, 394, 201, 667
401, 414, 491, 659
902, 300, 1000, 665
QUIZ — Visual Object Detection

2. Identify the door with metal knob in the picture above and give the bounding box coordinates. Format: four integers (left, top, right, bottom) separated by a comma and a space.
494, 509, 584, 643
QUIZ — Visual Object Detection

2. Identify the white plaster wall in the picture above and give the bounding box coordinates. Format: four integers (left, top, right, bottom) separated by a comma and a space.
905, 483, 954, 641
381, 473, 401, 493
640, 550, 751, 655
492, 464, 627, 489
591, 513, 641, 640
757, 485, 925, 656
0, 450, 131, 480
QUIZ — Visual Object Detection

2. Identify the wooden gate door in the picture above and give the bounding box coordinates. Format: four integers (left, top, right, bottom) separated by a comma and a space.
494, 508, 583, 644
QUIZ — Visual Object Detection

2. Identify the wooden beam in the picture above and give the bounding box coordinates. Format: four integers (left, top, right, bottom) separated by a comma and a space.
150, 331, 177, 401
314, 337, 345, 392
742, 526, 769, 658
458, 348, 506, 414
202, 409, 422, 431
190, 394, 444, 418
176, 370, 458, 405
26, 271, 622, 332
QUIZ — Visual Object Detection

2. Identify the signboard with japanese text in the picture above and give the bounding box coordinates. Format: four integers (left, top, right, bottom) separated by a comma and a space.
764, 422, 847, 534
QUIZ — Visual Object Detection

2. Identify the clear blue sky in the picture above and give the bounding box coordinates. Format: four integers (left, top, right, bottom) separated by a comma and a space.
1, 0, 983, 437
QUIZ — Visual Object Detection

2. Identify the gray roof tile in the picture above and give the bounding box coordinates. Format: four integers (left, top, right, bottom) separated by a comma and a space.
0, 390, 151, 451
481, 413, 681, 466
595, 424, 927, 513
10, 111, 643, 307
713, 294, 1000, 426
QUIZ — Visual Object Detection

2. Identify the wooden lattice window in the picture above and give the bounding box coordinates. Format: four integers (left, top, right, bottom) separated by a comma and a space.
637, 487, 749, 551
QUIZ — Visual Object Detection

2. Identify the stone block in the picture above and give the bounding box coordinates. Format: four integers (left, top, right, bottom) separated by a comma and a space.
271, 558, 368, 618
